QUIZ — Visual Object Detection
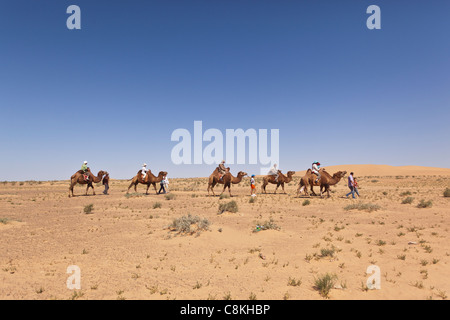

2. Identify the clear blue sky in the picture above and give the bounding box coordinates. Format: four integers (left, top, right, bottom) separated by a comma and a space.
1, 0, 449, 180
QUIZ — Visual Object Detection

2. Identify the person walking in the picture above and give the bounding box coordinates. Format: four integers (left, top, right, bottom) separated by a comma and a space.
250, 175, 256, 196
158, 175, 167, 194
353, 177, 360, 197
102, 172, 110, 195
163, 175, 169, 193
346, 172, 356, 199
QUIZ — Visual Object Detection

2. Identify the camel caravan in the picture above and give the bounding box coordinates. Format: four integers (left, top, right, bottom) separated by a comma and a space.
69, 160, 351, 199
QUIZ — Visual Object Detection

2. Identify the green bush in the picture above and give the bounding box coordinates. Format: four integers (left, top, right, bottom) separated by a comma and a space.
314, 273, 338, 299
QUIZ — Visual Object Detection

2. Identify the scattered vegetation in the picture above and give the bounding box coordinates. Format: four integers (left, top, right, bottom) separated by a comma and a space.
302, 200, 311, 206
0, 218, 10, 224
255, 218, 281, 231
165, 193, 176, 200
344, 203, 381, 212
401, 197, 414, 204
417, 199, 433, 208
444, 188, 450, 197
168, 214, 210, 236
287, 277, 302, 287
314, 273, 338, 299
153, 202, 162, 209
320, 248, 335, 258
83, 204, 94, 214
124, 193, 142, 198
218, 201, 238, 214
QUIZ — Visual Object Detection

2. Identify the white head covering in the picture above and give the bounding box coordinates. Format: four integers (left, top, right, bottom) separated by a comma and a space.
83, 161, 88, 164
143, 163, 147, 167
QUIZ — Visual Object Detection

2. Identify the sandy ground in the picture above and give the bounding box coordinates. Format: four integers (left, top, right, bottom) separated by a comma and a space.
0, 165, 449, 300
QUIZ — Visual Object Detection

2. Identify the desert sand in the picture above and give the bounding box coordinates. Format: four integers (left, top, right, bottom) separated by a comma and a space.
0, 164, 449, 300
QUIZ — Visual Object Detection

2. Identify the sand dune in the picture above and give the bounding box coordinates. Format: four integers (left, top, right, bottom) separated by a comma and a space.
296, 164, 450, 177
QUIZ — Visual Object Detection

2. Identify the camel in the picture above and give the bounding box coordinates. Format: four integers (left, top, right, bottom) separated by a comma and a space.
207, 167, 247, 196
261, 170, 296, 194
69, 168, 107, 197
127, 169, 168, 195
297, 168, 347, 197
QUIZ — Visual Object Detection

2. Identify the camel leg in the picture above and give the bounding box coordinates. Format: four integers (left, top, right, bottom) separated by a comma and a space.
220, 185, 227, 196
127, 181, 135, 194
92, 185, 96, 196
211, 182, 217, 196
281, 183, 286, 194
274, 183, 279, 194
153, 183, 158, 195
85, 184, 90, 196
296, 184, 302, 196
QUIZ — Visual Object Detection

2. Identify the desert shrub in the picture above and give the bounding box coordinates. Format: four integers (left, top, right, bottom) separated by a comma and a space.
219, 193, 230, 199
400, 191, 412, 196
153, 202, 162, 209
218, 201, 238, 214
255, 218, 280, 231
344, 203, 381, 212
320, 248, 335, 258
417, 199, 432, 208
401, 197, 414, 204
124, 193, 142, 198
249, 196, 256, 203
168, 214, 210, 235
444, 188, 450, 197
0, 218, 10, 224
302, 200, 311, 206
287, 277, 302, 287
84, 204, 94, 214
165, 193, 176, 200
314, 273, 338, 299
